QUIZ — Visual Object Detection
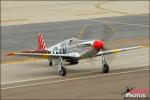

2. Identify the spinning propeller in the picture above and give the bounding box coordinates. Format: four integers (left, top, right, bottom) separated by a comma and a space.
78, 22, 117, 62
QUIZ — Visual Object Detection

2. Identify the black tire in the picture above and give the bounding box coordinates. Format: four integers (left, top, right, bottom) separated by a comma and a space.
59, 67, 67, 76
102, 63, 109, 73
49, 61, 52, 66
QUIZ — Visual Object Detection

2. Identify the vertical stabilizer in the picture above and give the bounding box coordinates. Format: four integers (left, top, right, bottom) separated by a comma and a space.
38, 33, 48, 51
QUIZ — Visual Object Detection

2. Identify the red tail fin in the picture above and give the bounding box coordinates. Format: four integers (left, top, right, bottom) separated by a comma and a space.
38, 33, 48, 51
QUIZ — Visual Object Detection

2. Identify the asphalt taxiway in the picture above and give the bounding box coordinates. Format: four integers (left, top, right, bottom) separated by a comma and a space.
1, 14, 149, 100
1, 14, 149, 62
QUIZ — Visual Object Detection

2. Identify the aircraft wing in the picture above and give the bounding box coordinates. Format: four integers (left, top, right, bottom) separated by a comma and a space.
97, 46, 143, 56
7, 52, 80, 60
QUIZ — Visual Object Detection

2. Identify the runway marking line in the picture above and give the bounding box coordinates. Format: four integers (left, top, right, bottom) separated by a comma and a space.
1, 19, 29, 22
76, 12, 108, 16
1, 70, 98, 85
1, 68, 149, 90
89, 19, 150, 28
3, 58, 41, 64
95, 3, 133, 15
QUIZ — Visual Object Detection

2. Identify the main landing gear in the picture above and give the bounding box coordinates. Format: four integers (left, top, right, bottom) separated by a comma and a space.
49, 60, 52, 66
48, 58, 67, 76
101, 54, 109, 73
58, 57, 67, 76
59, 66, 66, 76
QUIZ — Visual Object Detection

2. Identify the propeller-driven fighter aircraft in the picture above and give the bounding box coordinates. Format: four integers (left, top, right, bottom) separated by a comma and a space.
7, 25, 143, 76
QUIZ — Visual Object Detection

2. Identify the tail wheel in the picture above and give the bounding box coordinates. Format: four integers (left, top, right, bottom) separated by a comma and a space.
102, 63, 109, 73
49, 61, 52, 66
59, 67, 67, 76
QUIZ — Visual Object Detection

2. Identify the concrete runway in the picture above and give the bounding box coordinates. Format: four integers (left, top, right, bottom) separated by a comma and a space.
1, 14, 149, 99
1, 67, 149, 100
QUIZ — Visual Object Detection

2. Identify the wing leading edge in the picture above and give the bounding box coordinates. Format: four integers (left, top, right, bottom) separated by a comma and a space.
97, 46, 143, 56
7, 52, 80, 60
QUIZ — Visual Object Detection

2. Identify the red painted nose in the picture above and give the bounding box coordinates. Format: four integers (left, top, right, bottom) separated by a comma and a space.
93, 40, 104, 49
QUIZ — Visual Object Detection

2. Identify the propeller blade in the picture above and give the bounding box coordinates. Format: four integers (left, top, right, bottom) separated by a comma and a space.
101, 23, 116, 42
102, 48, 116, 63
101, 22, 118, 62
78, 25, 92, 40
78, 23, 117, 63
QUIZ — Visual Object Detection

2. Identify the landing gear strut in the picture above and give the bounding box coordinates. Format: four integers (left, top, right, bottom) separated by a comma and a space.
101, 54, 109, 73
49, 60, 52, 66
58, 57, 67, 76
